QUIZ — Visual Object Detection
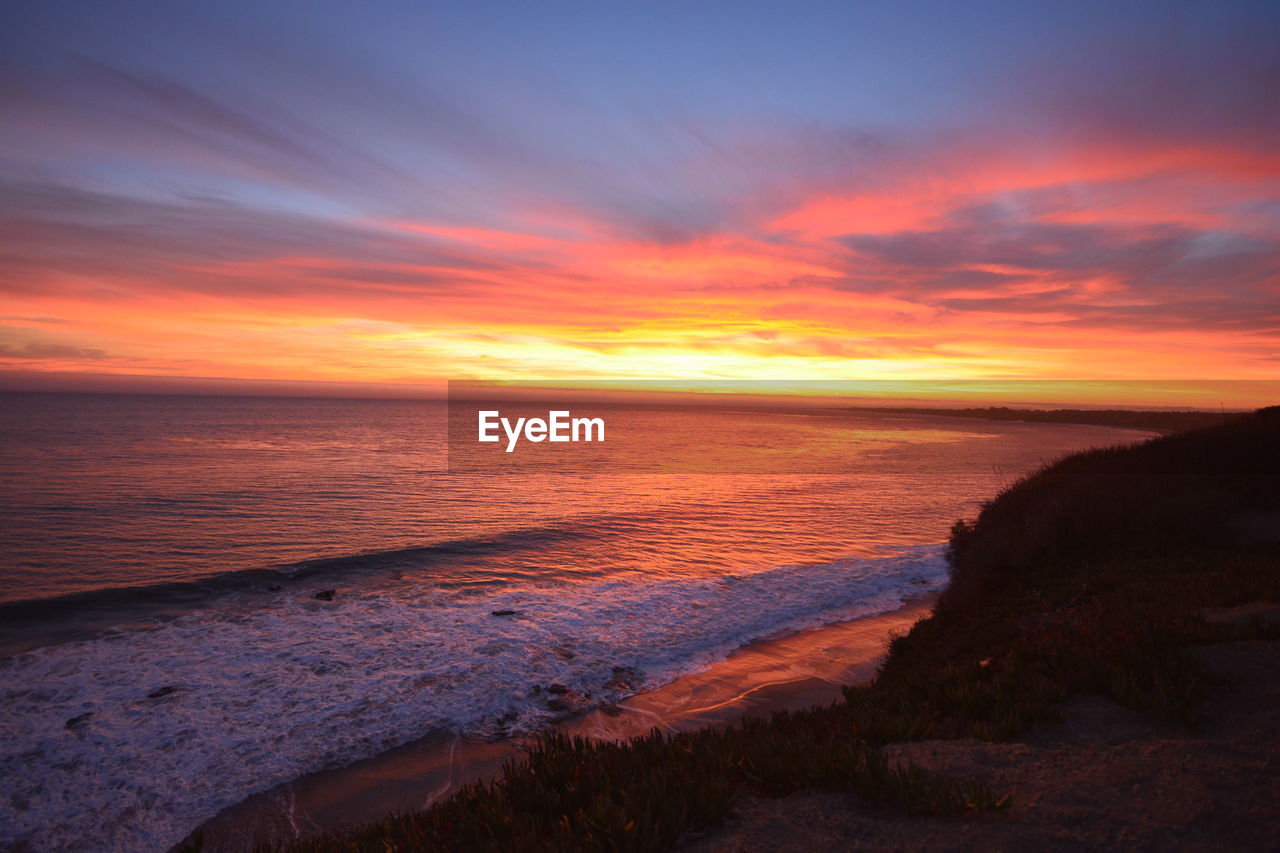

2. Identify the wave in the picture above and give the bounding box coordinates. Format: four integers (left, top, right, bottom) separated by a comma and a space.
0, 544, 948, 853
0, 520, 624, 655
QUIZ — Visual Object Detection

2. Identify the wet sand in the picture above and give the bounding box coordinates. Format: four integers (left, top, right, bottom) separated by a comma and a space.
178, 595, 936, 852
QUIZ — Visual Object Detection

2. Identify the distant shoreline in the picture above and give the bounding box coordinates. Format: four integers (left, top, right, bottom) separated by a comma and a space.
848, 405, 1241, 434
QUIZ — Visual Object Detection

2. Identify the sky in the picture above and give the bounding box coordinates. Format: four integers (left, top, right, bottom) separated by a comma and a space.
1, 0, 1278, 403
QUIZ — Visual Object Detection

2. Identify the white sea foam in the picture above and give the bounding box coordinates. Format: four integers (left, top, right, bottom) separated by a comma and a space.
0, 545, 947, 853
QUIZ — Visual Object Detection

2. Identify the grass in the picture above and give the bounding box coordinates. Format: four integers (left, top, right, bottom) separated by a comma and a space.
188, 406, 1279, 853
267, 727, 1001, 853
848, 550, 1280, 742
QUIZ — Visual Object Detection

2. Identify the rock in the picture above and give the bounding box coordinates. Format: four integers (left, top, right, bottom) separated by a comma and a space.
147, 686, 179, 699
543, 686, 591, 715
268, 584, 283, 592
491, 609, 519, 616
603, 666, 644, 692
314, 589, 336, 601
64, 712, 93, 730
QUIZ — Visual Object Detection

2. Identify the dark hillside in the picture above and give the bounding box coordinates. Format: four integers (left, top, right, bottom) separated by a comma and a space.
945, 405, 1280, 603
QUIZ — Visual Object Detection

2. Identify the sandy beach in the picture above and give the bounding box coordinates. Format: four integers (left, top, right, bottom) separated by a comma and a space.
178, 596, 937, 851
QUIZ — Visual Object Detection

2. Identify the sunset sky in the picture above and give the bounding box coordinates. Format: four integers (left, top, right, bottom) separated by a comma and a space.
1, 0, 1278, 403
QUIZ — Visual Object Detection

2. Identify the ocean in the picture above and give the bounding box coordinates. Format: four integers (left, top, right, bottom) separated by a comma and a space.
0, 393, 1152, 852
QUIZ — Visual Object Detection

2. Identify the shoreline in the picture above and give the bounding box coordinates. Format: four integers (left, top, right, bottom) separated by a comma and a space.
178, 594, 937, 852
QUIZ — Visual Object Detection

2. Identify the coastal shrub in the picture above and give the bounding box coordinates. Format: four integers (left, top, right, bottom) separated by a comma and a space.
274, 728, 996, 853
946, 406, 1280, 592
